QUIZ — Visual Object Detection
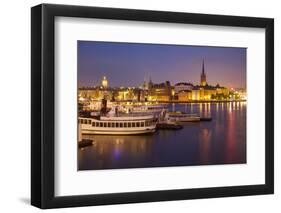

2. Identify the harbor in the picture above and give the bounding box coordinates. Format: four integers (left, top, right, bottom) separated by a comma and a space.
77, 41, 247, 171
78, 101, 246, 170
78, 98, 214, 137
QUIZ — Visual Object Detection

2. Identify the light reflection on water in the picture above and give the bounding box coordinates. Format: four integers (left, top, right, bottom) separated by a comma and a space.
79, 102, 246, 170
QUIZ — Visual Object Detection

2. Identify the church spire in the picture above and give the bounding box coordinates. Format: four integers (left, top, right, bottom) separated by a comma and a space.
200, 59, 207, 86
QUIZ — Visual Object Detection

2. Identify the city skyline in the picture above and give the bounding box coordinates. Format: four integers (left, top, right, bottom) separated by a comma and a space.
78, 41, 246, 89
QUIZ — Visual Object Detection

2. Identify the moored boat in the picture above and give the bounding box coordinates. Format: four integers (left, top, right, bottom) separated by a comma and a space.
79, 107, 158, 135
168, 111, 200, 122
130, 104, 168, 114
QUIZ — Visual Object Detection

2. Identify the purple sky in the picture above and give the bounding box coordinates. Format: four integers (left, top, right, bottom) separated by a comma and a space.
78, 41, 246, 89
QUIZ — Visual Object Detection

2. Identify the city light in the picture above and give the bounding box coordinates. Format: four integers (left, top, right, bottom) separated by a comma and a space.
78, 61, 246, 104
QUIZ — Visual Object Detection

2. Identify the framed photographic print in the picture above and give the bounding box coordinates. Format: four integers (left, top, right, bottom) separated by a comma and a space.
31, 4, 274, 209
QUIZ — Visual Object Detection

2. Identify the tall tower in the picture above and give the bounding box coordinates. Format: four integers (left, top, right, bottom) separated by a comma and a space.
200, 60, 207, 86
148, 76, 153, 89
102, 76, 108, 88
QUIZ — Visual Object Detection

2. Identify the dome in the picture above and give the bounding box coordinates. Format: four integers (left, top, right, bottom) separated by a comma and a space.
102, 76, 108, 88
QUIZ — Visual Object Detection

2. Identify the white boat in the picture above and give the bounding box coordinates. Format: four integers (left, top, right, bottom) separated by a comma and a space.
168, 111, 200, 122
131, 104, 167, 114
79, 107, 157, 135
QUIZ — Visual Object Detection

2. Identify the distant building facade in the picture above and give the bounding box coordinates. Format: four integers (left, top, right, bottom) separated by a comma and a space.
174, 82, 194, 94
148, 81, 172, 101
191, 84, 229, 101
178, 90, 192, 101
79, 60, 234, 103
79, 76, 111, 101
190, 60, 230, 100
79, 87, 113, 101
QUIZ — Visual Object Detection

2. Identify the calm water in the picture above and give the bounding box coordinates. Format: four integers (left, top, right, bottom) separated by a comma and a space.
78, 102, 246, 170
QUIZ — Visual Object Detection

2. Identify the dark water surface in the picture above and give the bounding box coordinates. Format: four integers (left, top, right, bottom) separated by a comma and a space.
78, 102, 246, 170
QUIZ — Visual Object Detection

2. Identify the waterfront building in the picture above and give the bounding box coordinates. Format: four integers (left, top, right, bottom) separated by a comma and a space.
231, 88, 247, 100
78, 61, 234, 102
188, 60, 230, 100
79, 76, 112, 101
191, 84, 230, 100
148, 81, 172, 101
79, 87, 100, 99
79, 87, 113, 101
174, 82, 194, 94
178, 90, 192, 101
215, 84, 229, 96
115, 88, 140, 101
191, 88, 201, 100
199, 86, 216, 100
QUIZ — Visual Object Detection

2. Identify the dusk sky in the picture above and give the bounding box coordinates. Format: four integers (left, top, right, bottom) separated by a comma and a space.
78, 41, 246, 89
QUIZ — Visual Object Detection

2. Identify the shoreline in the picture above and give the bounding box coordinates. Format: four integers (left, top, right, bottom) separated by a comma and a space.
158, 100, 246, 104
111, 100, 246, 104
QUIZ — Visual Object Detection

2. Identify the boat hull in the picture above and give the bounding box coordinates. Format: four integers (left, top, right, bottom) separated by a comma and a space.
172, 117, 200, 122
82, 128, 156, 135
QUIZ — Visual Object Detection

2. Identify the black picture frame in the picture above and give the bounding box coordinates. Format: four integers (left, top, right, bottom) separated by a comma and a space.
31, 3, 274, 209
